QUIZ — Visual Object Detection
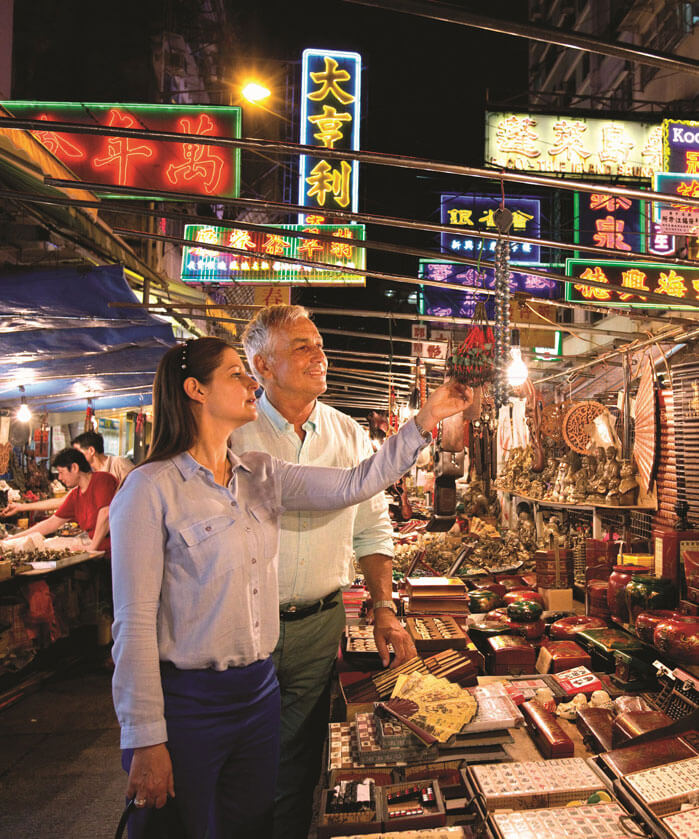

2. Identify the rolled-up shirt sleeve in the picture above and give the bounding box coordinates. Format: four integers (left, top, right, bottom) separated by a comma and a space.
110, 470, 168, 749
280, 418, 427, 512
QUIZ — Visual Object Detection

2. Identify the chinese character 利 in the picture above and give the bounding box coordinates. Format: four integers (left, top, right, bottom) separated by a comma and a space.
306, 159, 352, 207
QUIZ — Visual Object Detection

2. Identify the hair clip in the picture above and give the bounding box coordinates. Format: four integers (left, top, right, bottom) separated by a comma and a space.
180, 339, 194, 372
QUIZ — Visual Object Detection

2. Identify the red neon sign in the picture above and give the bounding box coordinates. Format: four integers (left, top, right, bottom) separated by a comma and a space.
2, 101, 241, 199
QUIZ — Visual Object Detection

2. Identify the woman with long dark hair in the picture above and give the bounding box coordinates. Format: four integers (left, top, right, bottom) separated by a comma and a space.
110, 337, 472, 839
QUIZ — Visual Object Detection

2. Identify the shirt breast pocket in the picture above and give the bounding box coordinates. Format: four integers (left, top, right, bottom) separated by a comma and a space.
179, 515, 238, 584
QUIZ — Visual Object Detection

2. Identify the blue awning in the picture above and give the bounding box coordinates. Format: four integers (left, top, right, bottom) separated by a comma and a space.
0, 264, 176, 412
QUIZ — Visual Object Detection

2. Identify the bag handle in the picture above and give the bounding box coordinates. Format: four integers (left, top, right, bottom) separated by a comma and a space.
114, 797, 136, 839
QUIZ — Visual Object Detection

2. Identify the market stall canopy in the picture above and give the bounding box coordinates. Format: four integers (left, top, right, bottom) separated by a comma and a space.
0, 264, 176, 412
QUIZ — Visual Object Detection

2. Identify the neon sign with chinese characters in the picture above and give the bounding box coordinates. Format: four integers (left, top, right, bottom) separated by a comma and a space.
652, 172, 699, 222
565, 258, 699, 310
1, 101, 241, 198
485, 112, 661, 178
419, 259, 559, 319
299, 49, 361, 220
180, 223, 366, 285
440, 194, 541, 264
574, 192, 644, 255
662, 119, 699, 174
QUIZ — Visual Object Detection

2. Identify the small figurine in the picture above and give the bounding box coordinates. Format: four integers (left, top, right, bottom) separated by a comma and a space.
605, 476, 620, 506
618, 460, 639, 506
582, 454, 596, 484
535, 687, 556, 713
541, 515, 566, 549
603, 446, 620, 485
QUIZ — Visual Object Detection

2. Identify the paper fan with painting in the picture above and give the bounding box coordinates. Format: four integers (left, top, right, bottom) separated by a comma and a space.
633, 355, 658, 493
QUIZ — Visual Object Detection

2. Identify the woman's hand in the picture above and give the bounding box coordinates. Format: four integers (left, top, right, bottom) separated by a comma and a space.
416, 380, 474, 432
127, 743, 175, 809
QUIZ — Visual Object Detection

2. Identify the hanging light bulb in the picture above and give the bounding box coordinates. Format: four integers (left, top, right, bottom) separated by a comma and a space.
16, 387, 31, 423
506, 346, 528, 387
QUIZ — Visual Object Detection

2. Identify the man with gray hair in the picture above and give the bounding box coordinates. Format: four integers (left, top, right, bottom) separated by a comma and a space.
230, 304, 416, 839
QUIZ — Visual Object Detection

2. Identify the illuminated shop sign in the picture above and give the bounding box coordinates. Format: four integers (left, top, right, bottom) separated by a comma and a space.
652, 172, 699, 223
419, 260, 558, 319
662, 119, 699, 174
565, 258, 699, 310
440, 194, 541, 264
299, 49, 361, 220
646, 215, 675, 256
485, 112, 661, 177
1, 101, 241, 198
574, 192, 644, 254
180, 223, 366, 285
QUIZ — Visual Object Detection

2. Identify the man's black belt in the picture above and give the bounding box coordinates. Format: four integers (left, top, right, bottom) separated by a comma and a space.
279, 589, 340, 621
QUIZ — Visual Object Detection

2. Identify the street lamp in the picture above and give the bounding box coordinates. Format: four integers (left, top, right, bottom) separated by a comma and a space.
242, 81, 271, 103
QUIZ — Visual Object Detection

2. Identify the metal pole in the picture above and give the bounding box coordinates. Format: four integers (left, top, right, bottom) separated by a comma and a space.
112, 225, 695, 311
344, 0, 699, 76
0, 117, 694, 207
18, 183, 699, 270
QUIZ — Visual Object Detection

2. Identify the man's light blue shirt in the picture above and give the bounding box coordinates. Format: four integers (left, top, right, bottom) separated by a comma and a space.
229, 392, 394, 606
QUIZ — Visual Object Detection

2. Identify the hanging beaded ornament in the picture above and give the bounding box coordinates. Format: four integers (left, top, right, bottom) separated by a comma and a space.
448, 301, 495, 386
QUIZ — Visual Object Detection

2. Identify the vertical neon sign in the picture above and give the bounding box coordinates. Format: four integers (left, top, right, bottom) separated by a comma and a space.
299, 49, 361, 221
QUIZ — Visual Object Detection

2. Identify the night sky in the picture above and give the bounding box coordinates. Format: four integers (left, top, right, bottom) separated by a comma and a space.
11, 1, 531, 412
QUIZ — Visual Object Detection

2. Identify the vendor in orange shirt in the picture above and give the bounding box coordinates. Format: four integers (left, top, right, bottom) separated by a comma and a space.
3, 448, 117, 552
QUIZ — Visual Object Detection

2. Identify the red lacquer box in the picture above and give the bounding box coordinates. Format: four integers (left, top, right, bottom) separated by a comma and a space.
521, 700, 574, 758
537, 640, 592, 674
486, 635, 536, 676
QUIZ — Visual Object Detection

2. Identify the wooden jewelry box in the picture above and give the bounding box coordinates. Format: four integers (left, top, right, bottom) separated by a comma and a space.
536, 639, 592, 673
486, 635, 536, 675
521, 699, 575, 758
406, 615, 467, 651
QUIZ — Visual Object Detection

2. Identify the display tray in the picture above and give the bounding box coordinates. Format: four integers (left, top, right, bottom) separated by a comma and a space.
317, 783, 380, 839
406, 615, 467, 651
490, 801, 632, 839
14, 551, 99, 575
343, 624, 394, 662
662, 805, 699, 839
327, 769, 397, 788
624, 755, 699, 816
469, 757, 605, 811
380, 780, 445, 833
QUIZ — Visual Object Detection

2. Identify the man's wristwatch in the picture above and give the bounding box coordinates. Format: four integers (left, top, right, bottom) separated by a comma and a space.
413, 417, 432, 444
373, 600, 397, 614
